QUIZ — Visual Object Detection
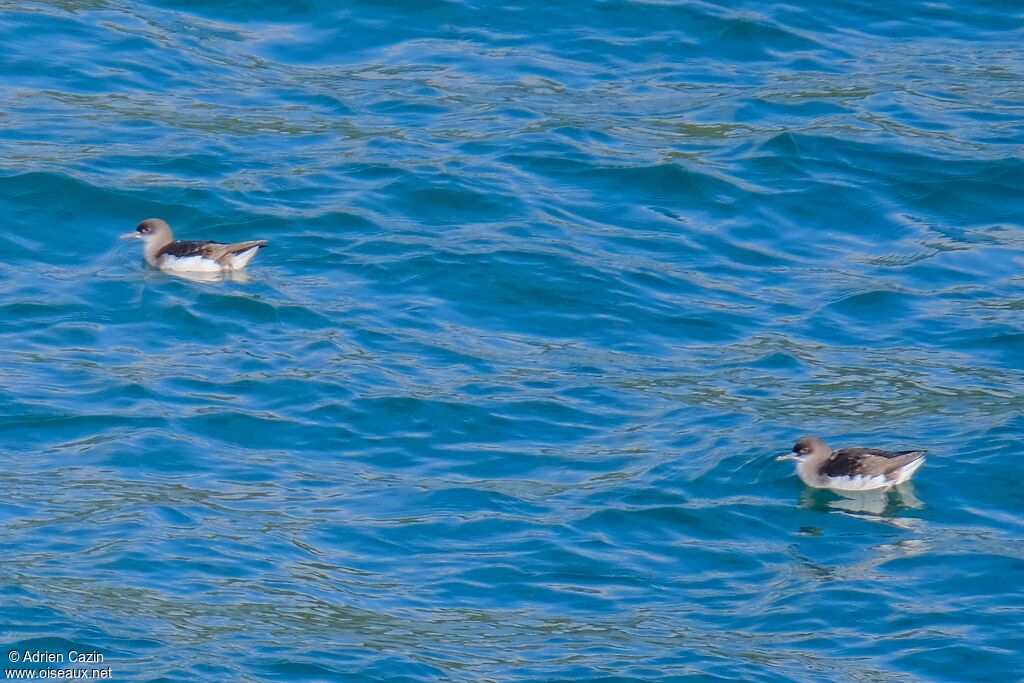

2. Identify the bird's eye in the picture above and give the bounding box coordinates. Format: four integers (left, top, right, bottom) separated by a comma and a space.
138, 226, 149, 233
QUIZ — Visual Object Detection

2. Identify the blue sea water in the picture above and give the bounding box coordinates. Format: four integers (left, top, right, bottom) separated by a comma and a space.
1, 0, 1023, 680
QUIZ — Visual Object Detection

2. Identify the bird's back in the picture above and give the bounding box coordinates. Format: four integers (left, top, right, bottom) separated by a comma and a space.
822, 447, 926, 479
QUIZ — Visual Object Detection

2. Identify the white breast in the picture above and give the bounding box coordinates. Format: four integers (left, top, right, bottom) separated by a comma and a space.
818, 473, 891, 492
157, 254, 224, 273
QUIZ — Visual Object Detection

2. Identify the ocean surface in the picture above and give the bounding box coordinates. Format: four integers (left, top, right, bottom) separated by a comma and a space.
1, 0, 1022, 680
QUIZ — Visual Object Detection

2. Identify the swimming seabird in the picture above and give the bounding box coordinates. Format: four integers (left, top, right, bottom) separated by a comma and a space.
777, 436, 926, 491
121, 218, 267, 273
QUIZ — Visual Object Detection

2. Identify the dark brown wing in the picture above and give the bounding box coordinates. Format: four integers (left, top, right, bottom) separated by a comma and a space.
157, 239, 266, 265
822, 447, 926, 478
157, 240, 219, 258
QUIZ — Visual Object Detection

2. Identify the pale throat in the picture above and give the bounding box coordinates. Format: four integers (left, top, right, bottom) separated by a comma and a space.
142, 234, 172, 262
795, 450, 830, 483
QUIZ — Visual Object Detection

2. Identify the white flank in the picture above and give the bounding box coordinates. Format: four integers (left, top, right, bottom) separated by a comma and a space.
889, 457, 926, 485
157, 254, 223, 273
228, 246, 261, 270
821, 474, 891, 492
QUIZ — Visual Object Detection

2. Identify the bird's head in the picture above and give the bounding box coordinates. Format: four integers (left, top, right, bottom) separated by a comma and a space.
777, 436, 827, 462
121, 218, 171, 244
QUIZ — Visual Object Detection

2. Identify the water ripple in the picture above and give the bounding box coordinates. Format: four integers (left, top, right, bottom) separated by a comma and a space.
1, 0, 1023, 680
